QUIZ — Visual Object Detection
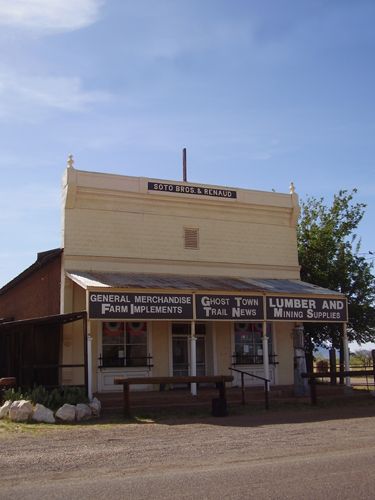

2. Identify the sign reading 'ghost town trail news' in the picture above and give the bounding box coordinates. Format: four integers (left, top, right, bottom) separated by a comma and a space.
196, 294, 264, 320
266, 296, 347, 322
148, 182, 237, 199
89, 292, 193, 320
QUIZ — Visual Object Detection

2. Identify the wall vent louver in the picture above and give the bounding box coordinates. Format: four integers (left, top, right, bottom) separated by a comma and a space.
184, 227, 199, 250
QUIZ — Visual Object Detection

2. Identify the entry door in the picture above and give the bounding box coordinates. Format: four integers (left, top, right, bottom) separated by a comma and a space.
172, 335, 206, 376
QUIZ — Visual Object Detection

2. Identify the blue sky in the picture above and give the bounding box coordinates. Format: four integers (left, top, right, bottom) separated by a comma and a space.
0, 0, 374, 296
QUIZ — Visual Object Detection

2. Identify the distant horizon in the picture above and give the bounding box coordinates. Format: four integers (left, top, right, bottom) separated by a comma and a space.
316, 342, 375, 354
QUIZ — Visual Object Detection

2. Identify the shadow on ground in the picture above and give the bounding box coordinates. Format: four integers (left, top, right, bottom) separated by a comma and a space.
96, 391, 375, 428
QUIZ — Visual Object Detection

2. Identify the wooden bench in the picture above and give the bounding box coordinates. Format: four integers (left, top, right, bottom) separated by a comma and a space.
114, 375, 233, 418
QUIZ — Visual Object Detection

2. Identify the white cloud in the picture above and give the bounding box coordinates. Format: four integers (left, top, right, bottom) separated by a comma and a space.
0, 0, 103, 34
0, 70, 111, 117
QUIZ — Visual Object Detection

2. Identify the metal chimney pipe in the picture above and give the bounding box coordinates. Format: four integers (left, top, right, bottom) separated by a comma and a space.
183, 148, 187, 182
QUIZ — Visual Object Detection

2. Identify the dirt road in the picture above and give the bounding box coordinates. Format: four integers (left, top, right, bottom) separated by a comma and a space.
1, 402, 374, 499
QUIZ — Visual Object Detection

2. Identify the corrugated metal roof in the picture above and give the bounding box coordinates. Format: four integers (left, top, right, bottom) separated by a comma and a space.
66, 271, 344, 297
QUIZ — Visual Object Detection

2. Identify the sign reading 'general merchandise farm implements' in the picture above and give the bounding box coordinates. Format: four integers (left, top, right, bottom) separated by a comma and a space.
196, 295, 264, 320
266, 296, 347, 322
148, 182, 237, 199
89, 292, 193, 320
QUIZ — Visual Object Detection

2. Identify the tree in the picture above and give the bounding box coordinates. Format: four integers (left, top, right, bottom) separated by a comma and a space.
297, 189, 375, 349
350, 349, 373, 367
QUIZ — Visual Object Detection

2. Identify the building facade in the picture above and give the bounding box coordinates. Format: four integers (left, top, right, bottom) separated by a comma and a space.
0, 249, 63, 385
60, 161, 348, 396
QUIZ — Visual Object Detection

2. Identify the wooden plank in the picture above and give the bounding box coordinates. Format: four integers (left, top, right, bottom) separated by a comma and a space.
302, 370, 374, 378
114, 375, 233, 385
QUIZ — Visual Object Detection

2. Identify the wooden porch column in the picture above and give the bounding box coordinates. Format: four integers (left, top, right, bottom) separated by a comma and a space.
262, 321, 270, 390
190, 320, 197, 396
83, 314, 88, 397
87, 320, 93, 400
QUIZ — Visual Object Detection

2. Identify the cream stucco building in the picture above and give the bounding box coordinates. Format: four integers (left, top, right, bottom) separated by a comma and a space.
60, 158, 348, 396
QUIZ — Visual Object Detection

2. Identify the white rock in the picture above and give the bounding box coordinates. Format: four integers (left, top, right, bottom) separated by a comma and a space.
32, 403, 55, 424
76, 403, 92, 421
9, 400, 33, 422
89, 397, 101, 417
55, 404, 76, 422
0, 400, 12, 419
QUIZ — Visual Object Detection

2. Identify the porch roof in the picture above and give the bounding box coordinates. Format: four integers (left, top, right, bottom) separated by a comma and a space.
66, 271, 344, 297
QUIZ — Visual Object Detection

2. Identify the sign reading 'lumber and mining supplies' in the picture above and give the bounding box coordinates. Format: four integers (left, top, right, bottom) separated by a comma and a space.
89, 292, 193, 320
266, 296, 348, 322
148, 182, 237, 199
195, 295, 263, 320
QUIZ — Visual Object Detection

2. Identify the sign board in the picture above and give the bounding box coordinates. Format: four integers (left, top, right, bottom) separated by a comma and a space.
88, 292, 347, 323
196, 294, 263, 320
148, 182, 237, 199
266, 296, 347, 322
89, 292, 193, 320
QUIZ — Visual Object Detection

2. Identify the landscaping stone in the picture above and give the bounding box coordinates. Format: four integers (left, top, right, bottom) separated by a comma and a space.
32, 404, 55, 424
9, 400, 33, 422
55, 404, 76, 422
0, 400, 12, 419
76, 403, 92, 421
89, 397, 101, 417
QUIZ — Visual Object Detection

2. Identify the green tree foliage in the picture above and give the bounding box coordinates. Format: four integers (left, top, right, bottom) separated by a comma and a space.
350, 349, 373, 367
297, 189, 375, 347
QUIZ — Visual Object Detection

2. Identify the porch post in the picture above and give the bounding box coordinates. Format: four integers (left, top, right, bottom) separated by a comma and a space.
87, 320, 93, 400
343, 322, 351, 387
190, 320, 197, 396
262, 321, 270, 390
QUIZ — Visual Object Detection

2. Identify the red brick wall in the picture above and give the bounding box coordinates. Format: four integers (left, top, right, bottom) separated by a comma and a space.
0, 255, 61, 320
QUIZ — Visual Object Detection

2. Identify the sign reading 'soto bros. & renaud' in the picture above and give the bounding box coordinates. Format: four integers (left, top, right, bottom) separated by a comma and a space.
88, 292, 348, 322
148, 182, 237, 199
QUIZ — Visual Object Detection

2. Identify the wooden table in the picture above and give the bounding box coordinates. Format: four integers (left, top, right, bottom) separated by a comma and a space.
114, 375, 233, 418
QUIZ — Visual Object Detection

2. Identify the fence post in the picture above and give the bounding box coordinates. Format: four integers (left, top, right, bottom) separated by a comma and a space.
310, 377, 317, 406
372, 350, 375, 388
329, 348, 336, 385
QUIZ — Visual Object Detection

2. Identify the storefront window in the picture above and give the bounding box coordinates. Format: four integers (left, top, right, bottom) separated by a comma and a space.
101, 322, 147, 367
234, 323, 273, 365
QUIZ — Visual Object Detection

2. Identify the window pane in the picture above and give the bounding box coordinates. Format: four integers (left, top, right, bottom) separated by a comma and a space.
126, 345, 147, 366
103, 345, 125, 367
234, 322, 273, 362
103, 322, 124, 344
196, 324, 206, 335
126, 322, 147, 344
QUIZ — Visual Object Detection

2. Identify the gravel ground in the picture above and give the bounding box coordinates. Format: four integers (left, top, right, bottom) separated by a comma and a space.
1, 400, 374, 499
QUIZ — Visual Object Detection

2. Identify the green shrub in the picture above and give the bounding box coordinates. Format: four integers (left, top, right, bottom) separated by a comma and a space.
30, 385, 49, 407
62, 386, 89, 406
47, 388, 64, 411
3, 387, 26, 402
3, 385, 89, 411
